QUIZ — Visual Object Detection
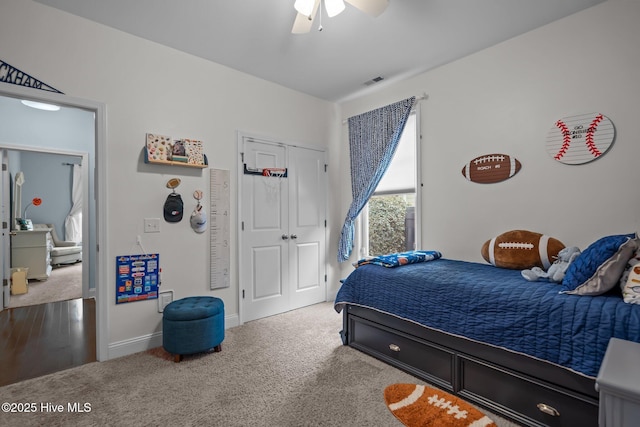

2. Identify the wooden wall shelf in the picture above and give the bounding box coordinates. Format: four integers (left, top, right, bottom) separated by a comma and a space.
144, 149, 208, 168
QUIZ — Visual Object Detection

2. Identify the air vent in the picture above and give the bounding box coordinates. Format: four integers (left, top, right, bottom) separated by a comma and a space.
363, 76, 384, 86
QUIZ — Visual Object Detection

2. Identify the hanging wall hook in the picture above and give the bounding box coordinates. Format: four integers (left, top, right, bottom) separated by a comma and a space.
166, 178, 181, 193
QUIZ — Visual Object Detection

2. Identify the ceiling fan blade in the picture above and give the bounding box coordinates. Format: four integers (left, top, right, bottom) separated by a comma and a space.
292, 0, 321, 34
345, 0, 389, 17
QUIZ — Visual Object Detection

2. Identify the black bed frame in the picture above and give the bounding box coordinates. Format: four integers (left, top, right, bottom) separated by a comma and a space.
340, 304, 599, 427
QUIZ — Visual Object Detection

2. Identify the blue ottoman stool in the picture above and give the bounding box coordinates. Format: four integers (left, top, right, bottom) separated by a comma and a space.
162, 296, 224, 363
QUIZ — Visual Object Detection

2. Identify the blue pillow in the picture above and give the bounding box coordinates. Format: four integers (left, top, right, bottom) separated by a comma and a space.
562, 233, 638, 295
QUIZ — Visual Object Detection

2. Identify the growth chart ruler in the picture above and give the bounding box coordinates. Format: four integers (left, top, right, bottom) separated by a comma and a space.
209, 168, 230, 289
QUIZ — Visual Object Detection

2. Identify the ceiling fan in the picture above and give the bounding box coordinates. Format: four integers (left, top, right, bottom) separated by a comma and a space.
292, 0, 389, 34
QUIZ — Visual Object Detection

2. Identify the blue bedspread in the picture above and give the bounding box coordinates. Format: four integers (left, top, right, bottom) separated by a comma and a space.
335, 258, 640, 378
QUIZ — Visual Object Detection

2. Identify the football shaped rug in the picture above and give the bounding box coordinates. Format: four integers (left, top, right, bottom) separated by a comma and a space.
384, 383, 496, 427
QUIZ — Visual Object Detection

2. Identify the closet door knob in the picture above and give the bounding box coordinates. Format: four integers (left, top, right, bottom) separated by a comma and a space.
281, 234, 289, 240
290, 234, 298, 239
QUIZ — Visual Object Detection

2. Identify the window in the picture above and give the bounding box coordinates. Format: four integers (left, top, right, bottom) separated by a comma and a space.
360, 110, 420, 257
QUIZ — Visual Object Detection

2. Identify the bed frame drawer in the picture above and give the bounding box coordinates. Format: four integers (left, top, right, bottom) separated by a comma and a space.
347, 315, 454, 390
459, 356, 598, 427
342, 305, 599, 427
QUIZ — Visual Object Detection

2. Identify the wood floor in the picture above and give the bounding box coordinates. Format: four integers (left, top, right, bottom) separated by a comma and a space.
0, 298, 96, 387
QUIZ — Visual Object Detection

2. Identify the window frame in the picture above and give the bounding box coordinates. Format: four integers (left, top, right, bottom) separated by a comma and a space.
358, 106, 422, 258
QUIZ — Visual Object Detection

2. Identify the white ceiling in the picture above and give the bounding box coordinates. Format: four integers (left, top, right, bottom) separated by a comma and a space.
34, 0, 604, 103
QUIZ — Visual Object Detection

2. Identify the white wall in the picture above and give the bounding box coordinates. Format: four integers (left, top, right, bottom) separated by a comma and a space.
0, 0, 338, 356
335, 0, 640, 280
4, 0, 637, 358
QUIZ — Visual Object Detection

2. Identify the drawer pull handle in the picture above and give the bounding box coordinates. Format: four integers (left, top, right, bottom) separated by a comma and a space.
537, 403, 560, 417
389, 344, 401, 352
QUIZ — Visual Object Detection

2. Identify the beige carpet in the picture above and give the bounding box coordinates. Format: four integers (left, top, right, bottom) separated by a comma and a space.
9, 262, 82, 308
0, 302, 522, 427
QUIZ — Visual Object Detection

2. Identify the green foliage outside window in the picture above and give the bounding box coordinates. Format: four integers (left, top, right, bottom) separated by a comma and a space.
368, 195, 407, 256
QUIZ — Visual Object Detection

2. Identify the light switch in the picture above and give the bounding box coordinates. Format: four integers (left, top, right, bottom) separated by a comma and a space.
144, 218, 160, 233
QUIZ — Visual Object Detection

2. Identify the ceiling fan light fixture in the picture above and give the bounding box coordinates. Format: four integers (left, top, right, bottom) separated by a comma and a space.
325, 0, 345, 17
294, 0, 315, 17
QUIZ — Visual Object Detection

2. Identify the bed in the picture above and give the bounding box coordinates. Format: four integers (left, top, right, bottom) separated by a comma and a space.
334, 256, 640, 427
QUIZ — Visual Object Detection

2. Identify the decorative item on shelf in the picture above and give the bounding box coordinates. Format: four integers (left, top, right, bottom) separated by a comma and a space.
190, 190, 207, 234
146, 133, 172, 161
144, 133, 208, 168
17, 197, 42, 230
546, 112, 615, 165
171, 139, 186, 162
182, 138, 205, 166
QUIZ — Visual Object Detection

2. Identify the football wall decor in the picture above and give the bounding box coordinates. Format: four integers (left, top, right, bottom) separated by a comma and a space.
461, 153, 521, 184
546, 112, 615, 164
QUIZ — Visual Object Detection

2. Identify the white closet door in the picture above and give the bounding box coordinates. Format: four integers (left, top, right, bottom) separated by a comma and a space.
288, 146, 326, 310
239, 137, 326, 322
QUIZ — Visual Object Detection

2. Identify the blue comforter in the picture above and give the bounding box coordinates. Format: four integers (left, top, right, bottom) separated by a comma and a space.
335, 258, 640, 378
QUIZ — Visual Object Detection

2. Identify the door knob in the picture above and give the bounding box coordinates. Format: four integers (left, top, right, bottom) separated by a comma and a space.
281, 234, 289, 240
290, 234, 298, 239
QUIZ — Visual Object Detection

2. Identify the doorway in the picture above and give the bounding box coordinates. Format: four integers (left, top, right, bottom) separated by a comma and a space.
238, 134, 328, 323
3, 148, 86, 309
0, 84, 108, 368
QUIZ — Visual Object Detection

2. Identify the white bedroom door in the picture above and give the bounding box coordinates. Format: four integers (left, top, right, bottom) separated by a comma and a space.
239, 136, 326, 323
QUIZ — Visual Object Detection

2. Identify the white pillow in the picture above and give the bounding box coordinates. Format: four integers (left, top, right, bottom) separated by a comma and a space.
619, 247, 640, 287
621, 248, 640, 304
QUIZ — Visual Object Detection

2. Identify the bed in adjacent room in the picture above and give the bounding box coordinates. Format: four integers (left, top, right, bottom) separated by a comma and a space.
334, 235, 640, 427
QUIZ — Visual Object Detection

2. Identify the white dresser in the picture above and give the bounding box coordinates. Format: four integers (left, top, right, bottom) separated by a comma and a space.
596, 338, 640, 427
11, 228, 53, 281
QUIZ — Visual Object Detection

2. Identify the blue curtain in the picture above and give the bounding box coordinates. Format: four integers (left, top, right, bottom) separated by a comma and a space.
338, 97, 416, 262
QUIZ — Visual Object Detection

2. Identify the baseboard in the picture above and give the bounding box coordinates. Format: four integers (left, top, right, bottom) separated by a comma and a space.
107, 313, 239, 360
86, 287, 96, 299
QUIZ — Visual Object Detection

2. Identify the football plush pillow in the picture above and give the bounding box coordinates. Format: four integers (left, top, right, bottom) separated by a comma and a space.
481, 230, 565, 270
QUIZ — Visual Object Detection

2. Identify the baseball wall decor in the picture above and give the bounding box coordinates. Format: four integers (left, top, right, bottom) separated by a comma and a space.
546, 113, 615, 164
461, 153, 521, 184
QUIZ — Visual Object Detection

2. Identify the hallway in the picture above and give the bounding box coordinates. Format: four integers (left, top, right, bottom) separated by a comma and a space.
0, 298, 96, 386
